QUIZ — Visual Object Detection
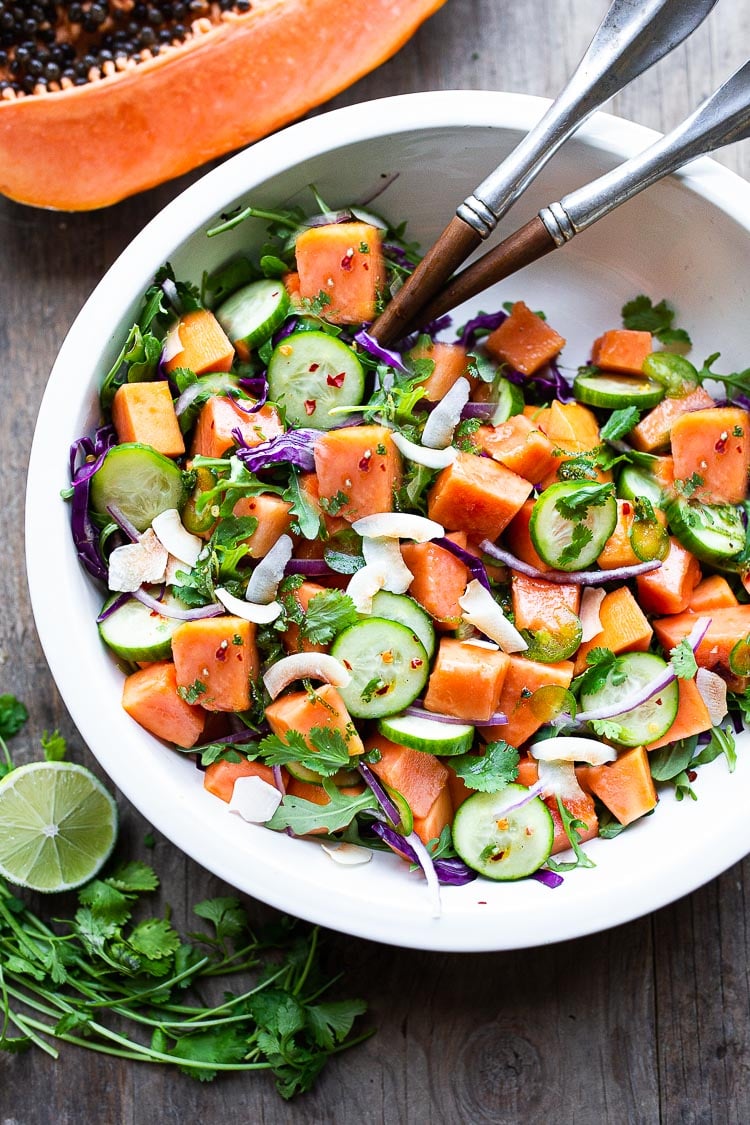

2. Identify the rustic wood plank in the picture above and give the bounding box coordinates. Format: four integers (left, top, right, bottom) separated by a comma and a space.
0, 1, 748, 1121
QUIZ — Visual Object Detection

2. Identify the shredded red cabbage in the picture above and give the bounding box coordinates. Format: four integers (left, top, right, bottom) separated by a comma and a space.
357, 761, 402, 829
528, 359, 575, 404
461, 401, 495, 420
233, 428, 319, 472
531, 868, 564, 889
284, 558, 332, 577
236, 375, 269, 410
272, 316, 299, 344
354, 329, 408, 374
68, 424, 117, 583
433, 535, 492, 592
369, 821, 476, 886
457, 310, 508, 348
382, 243, 414, 273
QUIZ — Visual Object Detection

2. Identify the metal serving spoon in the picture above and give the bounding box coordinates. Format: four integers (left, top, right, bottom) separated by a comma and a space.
396, 60, 750, 330
369, 0, 720, 345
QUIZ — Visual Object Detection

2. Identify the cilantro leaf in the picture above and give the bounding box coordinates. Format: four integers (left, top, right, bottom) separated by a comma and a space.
168, 1025, 249, 1082
128, 918, 181, 960
546, 797, 596, 872
77, 880, 133, 926
305, 998, 367, 1051
41, 729, 67, 761
258, 727, 353, 778
590, 718, 626, 742
450, 741, 520, 793
301, 590, 359, 645
106, 861, 159, 893
600, 406, 640, 443
621, 295, 692, 347
670, 637, 699, 680
557, 523, 593, 567
0, 694, 28, 739
554, 482, 614, 521
193, 897, 247, 945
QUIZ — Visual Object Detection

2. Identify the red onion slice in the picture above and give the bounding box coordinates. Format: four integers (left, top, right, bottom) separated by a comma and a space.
106, 504, 140, 543
132, 587, 224, 621
479, 540, 662, 585
403, 702, 507, 727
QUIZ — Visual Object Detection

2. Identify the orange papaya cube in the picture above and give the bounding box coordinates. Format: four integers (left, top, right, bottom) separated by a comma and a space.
313, 424, 402, 521
630, 386, 715, 453
536, 400, 601, 451
645, 678, 713, 750
365, 733, 449, 819
510, 572, 580, 632
298, 472, 349, 540
485, 656, 574, 748
232, 493, 293, 558
474, 414, 559, 483
112, 381, 185, 458
652, 456, 675, 493
427, 451, 532, 540
424, 638, 510, 722
190, 396, 284, 458
597, 499, 667, 570
294, 221, 387, 325
688, 575, 738, 612
282, 271, 302, 306
484, 301, 566, 376
574, 586, 653, 675
670, 406, 750, 505
515, 757, 598, 852
413, 786, 454, 846
401, 532, 469, 630
171, 617, 258, 712
164, 308, 234, 375
577, 746, 657, 825
591, 329, 652, 375
281, 580, 329, 655
444, 762, 473, 811
265, 684, 364, 756
406, 340, 472, 401
203, 758, 279, 803
652, 606, 750, 671
503, 499, 549, 571
635, 537, 701, 616
122, 661, 205, 747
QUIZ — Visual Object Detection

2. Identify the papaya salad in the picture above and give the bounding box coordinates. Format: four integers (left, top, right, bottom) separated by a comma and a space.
66, 194, 750, 911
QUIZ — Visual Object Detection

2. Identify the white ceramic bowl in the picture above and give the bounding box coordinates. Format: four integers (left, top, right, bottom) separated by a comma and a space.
26, 91, 750, 952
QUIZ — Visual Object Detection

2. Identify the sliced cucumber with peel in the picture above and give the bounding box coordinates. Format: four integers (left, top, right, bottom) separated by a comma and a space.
664, 496, 745, 565
617, 465, 664, 508
267, 330, 365, 429
369, 591, 436, 660
90, 443, 187, 532
579, 651, 679, 747
216, 279, 290, 350
377, 713, 474, 756
453, 784, 554, 880
573, 372, 664, 409
330, 617, 428, 719
98, 592, 186, 661
529, 481, 617, 571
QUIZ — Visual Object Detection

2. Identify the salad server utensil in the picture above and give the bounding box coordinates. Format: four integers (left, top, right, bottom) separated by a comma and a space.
370, 0, 719, 345
399, 60, 750, 330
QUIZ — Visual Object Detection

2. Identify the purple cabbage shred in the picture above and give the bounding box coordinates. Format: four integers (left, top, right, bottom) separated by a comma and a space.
68, 424, 117, 583
457, 309, 508, 349
236, 375, 269, 410
354, 328, 408, 374
433, 535, 492, 592
531, 868, 564, 890
369, 821, 476, 886
233, 427, 319, 472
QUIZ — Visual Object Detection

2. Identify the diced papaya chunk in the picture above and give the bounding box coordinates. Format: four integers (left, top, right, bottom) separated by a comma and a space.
295, 222, 386, 324
283, 271, 302, 306
413, 786, 453, 846
424, 638, 510, 722
204, 758, 278, 803
688, 575, 738, 612
484, 301, 566, 375
510, 572, 580, 632
483, 656, 574, 748
503, 500, 549, 571
265, 684, 364, 756
646, 678, 713, 750
427, 451, 532, 540
629, 386, 715, 453
591, 329, 652, 375
597, 499, 667, 570
515, 757, 598, 852
365, 733, 448, 819
232, 493, 293, 558
164, 308, 234, 375
401, 532, 469, 630
444, 763, 473, 811
671, 406, 750, 505
313, 424, 402, 521
577, 745, 657, 824
406, 340, 473, 401
112, 381, 185, 458
652, 606, 750, 671
171, 617, 258, 712
298, 472, 349, 540
281, 580, 329, 655
635, 537, 701, 616
190, 396, 284, 458
122, 661, 205, 747
535, 400, 601, 451
573, 586, 652, 675
474, 414, 559, 483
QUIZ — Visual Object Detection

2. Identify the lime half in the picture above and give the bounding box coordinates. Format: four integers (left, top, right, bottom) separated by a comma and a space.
0, 762, 117, 892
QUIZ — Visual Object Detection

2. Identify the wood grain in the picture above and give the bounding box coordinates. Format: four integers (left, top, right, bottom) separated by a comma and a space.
0, 1, 748, 1121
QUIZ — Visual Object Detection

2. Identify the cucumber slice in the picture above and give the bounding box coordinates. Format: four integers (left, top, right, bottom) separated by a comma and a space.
98, 592, 185, 661
573, 372, 664, 409
453, 784, 554, 880
330, 618, 429, 719
216, 279, 290, 350
90, 443, 187, 532
267, 331, 365, 429
369, 591, 436, 660
377, 713, 474, 756
529, 481, 617, 571
489, 377, 525, 423
579, 651, 679, 747
285, 761, 360, 787
664, 496, 745, 564
617, 465, 663, 508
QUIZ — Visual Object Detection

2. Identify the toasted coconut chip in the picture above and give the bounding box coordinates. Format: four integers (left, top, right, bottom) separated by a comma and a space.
461, 638, 500, 651
362, 536, 413, 594
579, 587, 606, 643
215, 588, 282, 624
351, 513, 444, 542
458, 579, 528, 653
529, 736, 617, 766
246, 534, 293, 604
695, 667, 728, 725
346, 563, 387, 613
108, 530, 168, 592
321, 842, 373, 866
391, 431, 457, 469
537, 759, 586, 802
152, 508, 203, 566
228, 776, 283, 823
263, 653, 351, 700
421, 376, 471, 449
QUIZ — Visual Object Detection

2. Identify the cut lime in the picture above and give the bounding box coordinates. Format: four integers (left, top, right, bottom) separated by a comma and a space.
0, 762, 118, 892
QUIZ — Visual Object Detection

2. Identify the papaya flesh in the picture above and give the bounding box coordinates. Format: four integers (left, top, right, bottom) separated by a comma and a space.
0, 0, 447, 210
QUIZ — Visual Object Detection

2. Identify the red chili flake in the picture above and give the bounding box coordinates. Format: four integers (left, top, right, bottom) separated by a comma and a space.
622, 501, 631, 515
304, 399, 316, 415
358, 455, 371, 472
342, 659, 352, 671
715, 432, 728, 453
309, 362, 319, 372
327, 371, 346, 388
376, 683, 390, 696
215, 644, 228, 662
340, 253, 354, 271
363, 262, 369, 271
687, 769, 698, 781
410, 658, 423, 669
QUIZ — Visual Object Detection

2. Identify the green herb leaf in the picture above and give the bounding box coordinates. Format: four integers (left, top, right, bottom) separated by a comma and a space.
546, 797, 596, 872
40, 730, 67, 761
301, 590, 359, 645
600, 406, 640, 443
193, 897, 247, 944
0, 694, 28, 739
284, 467, 322, 540
621, 295, 692, 347
128, 918, 181, 960
450, 741, 520, 793
670, 638, 699, 680
267, 780, 376, 835
692, 725, 737, 772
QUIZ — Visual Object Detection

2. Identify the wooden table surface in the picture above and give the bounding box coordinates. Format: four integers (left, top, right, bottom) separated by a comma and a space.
2, 1, 749, 1120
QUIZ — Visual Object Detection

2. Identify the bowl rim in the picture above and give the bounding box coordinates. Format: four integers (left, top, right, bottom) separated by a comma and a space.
26, 89, 750, 952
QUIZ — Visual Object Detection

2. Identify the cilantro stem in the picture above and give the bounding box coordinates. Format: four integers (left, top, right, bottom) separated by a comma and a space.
292, 926, 318, 997
79, 956, 213, 1010
0, 734, 12, 773
9, 1010, 59, 1057
207, 205, 300, 238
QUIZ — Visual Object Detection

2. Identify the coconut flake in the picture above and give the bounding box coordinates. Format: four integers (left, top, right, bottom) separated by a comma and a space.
362, 536, 413, 594
421, 377, 471, 449
321, 842, 373, 866
537, 759, 586, 802
391, 431, 457, 470
529, 736, 616, 766
228, 775, 283, 823
165, 554, 191, 585
579, 587, 606, 643
108, 529, 168, 592
461, 638, 500, 651
263, 653, 351, 700
695, 667, 728, 725
246, 534, 293, 604
161, 323, 183, 364
215, 587, 282, 624
458, 579, 528, 653
346, 563, 387, 613
352, 513, 444, 542
152, 509, 203, 566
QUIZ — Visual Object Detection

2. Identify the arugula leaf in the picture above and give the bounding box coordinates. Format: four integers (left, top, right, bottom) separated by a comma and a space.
284, 467, 322, 540
670, 638, 698, 680
301, 591, 359, 645
450, 741, 520, 793
267, 780, 377, 835
621, 295, 692, 347
546, 797, 596, 872
649, 736, 698, 783
692, 725, 737, 772
600, 406, 640, 443
0, 694, 28, 739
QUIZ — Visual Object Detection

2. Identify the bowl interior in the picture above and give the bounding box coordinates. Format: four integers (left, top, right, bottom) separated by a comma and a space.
26, 91, 750, 951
